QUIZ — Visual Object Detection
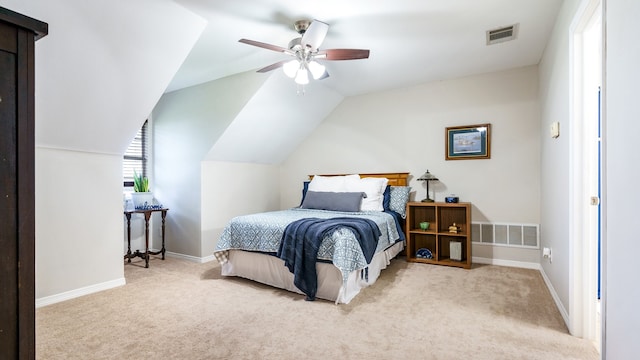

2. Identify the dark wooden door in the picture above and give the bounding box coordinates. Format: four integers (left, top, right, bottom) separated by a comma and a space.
0, 7, 47, 360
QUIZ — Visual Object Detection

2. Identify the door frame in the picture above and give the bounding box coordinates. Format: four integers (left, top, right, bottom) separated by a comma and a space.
569, 0, 603, 349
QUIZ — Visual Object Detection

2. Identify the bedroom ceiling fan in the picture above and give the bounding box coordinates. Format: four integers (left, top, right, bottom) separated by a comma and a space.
239, 19, 370, 85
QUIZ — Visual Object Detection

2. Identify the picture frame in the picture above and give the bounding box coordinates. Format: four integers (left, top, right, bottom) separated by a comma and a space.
445, 123, 491, 160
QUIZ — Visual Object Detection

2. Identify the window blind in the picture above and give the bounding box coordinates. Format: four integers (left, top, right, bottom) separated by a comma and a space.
123, 120, 148, 187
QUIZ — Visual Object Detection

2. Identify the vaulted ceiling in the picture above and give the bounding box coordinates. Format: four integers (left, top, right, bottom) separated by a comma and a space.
0, 0, 564, 158
169, 0, 564, 96
158, 0, 564, 165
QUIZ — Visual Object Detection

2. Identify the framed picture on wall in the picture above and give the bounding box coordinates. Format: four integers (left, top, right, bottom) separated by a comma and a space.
445, 124, 491, 160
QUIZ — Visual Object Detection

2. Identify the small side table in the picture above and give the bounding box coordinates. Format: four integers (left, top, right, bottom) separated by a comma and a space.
124, 208, 169, 268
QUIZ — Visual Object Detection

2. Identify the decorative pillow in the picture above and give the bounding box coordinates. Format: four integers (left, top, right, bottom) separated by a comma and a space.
383, 185, 391, 211
389, 186, 411, 218
348, 177, 388, 212
299, 181, 310, 206
300, 191, 366, 212
308, 174, 360, 193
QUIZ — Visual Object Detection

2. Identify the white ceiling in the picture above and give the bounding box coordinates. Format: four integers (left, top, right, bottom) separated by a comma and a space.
168, 0, 563, 97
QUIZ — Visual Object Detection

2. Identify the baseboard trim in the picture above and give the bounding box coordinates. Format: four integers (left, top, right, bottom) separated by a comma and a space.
165, 251, 215, 263
35, 277, 126, 308
539, 266, 571, 329
472, 256, 541, 270
35, 253, 214, 308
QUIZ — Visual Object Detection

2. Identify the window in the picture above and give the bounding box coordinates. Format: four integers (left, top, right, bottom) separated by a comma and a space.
123, 120, 148, 187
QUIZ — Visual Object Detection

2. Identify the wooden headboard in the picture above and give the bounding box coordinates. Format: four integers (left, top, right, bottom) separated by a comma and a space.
308, 172, 409, 186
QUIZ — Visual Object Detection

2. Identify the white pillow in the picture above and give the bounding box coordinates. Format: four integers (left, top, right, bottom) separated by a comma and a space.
308, 174, 360, 192
348, 177, 388, 211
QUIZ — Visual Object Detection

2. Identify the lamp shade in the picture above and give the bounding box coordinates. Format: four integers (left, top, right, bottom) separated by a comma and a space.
417, 170, 438, 202
283, 60, 299, 78
307, 60, 326, 80
294, 68, 309, 85
417, 170, 438, 181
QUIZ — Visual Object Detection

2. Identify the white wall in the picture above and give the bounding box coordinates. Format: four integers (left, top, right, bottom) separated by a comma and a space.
281, 66, 541, 264
35, 148, 124, 302
539, 0, 640, 355
206, 73, 343, 164
152, 71, 268, 258
202, 161, 280, 256
538, 0, 580, 325
603, 0, 640, 357
0, 0, 206, 302
152, 69, 344, 260
2, 0, 206, 155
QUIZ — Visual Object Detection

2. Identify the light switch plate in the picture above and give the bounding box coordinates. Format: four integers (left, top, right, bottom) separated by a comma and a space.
550, 122, 560, 138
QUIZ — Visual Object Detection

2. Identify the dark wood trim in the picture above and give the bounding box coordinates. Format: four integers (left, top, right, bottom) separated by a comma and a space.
0, 7, 48, 40
16, 27, 36, 360
0, 7, 46, 359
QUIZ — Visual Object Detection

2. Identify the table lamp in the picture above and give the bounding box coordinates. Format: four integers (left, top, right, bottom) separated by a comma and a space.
417, 170, 438, 202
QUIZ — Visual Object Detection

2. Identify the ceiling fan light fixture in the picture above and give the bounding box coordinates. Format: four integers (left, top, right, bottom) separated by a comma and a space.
239, 19, 370, 90
295, 68, 309, 85
283, 59, 299, 78
307, 61, 326, 80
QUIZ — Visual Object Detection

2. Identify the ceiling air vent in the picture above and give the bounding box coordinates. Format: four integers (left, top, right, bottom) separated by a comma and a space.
486, 23, 519, 45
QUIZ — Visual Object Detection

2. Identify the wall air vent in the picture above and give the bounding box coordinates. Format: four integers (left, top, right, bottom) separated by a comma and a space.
486, 23, 519, 45
472, 222, 539, 249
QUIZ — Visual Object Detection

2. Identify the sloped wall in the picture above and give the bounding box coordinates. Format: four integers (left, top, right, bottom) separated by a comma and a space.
206, 73, 343, 164
152, 71, 269, 257
4, 0, 206, 154
0, 0, 206, 303
154, 70, 344, 258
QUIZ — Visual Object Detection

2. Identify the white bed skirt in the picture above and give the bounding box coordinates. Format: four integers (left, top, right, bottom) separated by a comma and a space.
221, 241, 405, 304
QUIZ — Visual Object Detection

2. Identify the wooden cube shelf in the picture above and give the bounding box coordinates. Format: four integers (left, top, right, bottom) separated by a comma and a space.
405, 202, 472, 269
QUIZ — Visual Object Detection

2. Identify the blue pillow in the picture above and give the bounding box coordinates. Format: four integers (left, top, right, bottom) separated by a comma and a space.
300, 181, 310, 206
389, 186, 411, 218
383, 185, 391, 211
300, 191, 366, 212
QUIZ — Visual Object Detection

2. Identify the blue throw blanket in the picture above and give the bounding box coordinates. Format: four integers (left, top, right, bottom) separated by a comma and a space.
277, 217, 381, 301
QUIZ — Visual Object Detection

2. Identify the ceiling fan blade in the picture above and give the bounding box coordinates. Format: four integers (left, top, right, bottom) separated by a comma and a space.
301, 19, 329, 51
239, 38, 290, 53
317, 71, 330, 80
319, 49, 370, 60
256, 60, 289, 73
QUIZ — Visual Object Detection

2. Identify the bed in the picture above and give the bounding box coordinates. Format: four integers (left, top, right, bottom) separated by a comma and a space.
213, 172, 411, 304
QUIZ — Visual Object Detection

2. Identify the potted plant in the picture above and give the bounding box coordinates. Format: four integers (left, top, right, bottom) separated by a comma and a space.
130, 170, 154, 209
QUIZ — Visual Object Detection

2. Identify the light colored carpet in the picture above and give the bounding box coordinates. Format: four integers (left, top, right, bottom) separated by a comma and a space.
36, 256, 599, 359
